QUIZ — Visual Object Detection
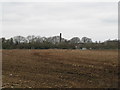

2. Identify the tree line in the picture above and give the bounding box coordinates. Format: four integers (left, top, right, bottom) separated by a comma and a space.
0, 35, 118, 49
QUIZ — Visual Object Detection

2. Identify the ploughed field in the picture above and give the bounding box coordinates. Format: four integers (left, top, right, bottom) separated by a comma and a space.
2, 49, 118, 88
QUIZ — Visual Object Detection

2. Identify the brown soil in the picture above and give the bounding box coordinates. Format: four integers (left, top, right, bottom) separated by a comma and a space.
2, 49, 118, 88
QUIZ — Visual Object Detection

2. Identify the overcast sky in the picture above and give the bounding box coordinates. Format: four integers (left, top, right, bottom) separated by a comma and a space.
1, 2, 118, 41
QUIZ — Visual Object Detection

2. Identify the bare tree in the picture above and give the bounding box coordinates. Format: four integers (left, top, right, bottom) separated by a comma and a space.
13, 36, 26, 44
26, 35, 35, 43
70, 37, 80, 44
81, 37, 92, 43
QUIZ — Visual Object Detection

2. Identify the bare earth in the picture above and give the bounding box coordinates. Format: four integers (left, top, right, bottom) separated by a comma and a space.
2, 49, 118, 88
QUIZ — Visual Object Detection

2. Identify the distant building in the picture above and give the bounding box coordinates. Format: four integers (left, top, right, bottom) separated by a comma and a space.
82, 48, 87, 50
75, 43, 84, 49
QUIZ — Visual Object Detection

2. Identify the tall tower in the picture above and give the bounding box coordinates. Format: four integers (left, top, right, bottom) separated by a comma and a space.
60, 33, 62, 43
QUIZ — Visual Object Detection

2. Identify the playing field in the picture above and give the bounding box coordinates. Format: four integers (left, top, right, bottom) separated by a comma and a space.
2, 49, 118, 88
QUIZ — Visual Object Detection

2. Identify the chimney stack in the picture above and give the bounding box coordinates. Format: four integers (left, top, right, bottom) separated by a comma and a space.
60, 33, 62, 43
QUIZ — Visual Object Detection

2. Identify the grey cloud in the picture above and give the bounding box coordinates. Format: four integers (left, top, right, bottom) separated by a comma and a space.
101, 18, 117, 24
1, 2, 118, 41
